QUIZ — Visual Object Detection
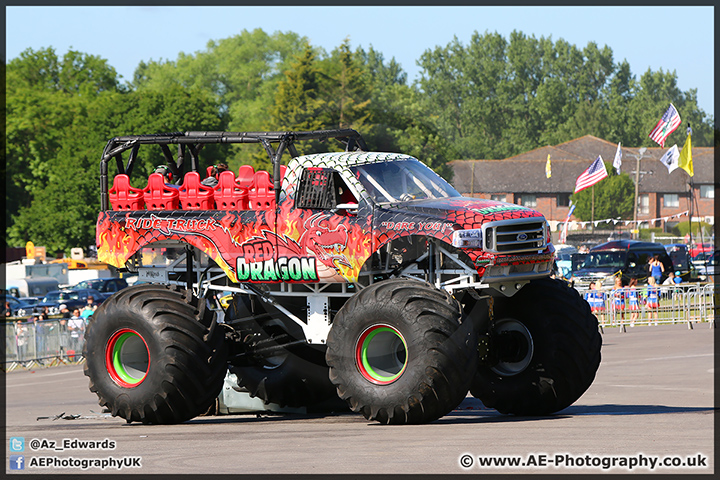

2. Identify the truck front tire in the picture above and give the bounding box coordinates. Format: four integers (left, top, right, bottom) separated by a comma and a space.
471, 278, 601, 415
84, 284, 228, 424
326, 279, 477, 424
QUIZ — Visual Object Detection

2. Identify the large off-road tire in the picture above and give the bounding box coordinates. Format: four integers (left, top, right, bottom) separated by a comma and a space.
326, 278, 477, 424
83, 284, 228, 424
471, 278, 601, 415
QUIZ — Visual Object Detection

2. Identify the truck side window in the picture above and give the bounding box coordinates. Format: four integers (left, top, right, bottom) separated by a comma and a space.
295, 168, 356, 210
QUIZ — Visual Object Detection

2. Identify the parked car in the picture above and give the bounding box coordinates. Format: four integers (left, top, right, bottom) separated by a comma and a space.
33, 288, 105, 315
663, 243, 698, 282
691, 250, 713, 266
553, 244, 578, 279
570, 240, 672, 287
15, 297, 41, 316
695, 249, 719, 281
2, 295, 37, 317
70, 278, 128, 300
689, 242, 714, 258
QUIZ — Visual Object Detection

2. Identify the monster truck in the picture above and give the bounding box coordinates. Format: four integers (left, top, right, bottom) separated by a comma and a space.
85, 129, 601, 425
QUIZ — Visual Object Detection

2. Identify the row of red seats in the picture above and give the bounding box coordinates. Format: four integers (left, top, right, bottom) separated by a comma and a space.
108, 166, 286, 211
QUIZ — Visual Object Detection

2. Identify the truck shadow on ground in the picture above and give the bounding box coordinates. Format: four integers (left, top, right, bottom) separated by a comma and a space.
179, 403, 717, 427
436, 403, 717, 425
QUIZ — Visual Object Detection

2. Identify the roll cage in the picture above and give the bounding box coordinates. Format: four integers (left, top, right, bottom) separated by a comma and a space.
98, 129, 367, 211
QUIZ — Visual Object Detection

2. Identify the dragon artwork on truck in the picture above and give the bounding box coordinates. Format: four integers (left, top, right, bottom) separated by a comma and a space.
86, 130, 601, 426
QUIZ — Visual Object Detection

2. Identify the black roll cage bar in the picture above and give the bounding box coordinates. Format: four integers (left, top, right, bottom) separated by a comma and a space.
99, 129, 367, 211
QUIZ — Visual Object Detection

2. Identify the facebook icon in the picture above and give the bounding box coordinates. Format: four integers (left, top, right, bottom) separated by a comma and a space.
10, 455, 25, 470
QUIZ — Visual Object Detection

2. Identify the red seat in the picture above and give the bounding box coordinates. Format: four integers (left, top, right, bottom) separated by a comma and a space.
214, 170, 248, 210
206, 166, 214, 180
143, 173, 180, 210
237, 165, 255, 190
179, 172, 215, 210
109, 174, 144, 211
249, 170, 275, 210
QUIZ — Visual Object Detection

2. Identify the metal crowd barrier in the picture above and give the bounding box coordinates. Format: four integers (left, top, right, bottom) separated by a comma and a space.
576, 282, 716, 331
4, 283, 717, 369
4, 318, 87, 370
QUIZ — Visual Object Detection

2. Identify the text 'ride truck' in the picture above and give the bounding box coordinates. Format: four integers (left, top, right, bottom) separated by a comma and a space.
86, 129, 601, 425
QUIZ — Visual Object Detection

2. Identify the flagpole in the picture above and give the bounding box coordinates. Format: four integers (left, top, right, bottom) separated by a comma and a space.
591, 185, 595, 233
688, 176, 694, 247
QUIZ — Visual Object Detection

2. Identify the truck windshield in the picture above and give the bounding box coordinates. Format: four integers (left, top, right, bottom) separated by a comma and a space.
350, 160, 460, 204
579, 251, 626, 269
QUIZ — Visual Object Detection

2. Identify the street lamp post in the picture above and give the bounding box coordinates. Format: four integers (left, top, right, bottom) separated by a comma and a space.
628, 147, 652, 240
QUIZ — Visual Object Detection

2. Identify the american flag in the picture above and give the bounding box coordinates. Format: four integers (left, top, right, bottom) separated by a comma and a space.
649, 104, 681, 147
574, 156, 608, 193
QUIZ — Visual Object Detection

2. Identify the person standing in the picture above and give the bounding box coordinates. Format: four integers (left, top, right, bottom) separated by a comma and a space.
646, 276, 660, 325
15, 320, 29, 361
626, 278, 640, 327
33, 310, 48, 358
68, 309, 85, 354
610, 276, 626, 325
648, 255, 664, 285
58, 304, 71, 356
591, 281, 606, 326
81, 296, 98, 322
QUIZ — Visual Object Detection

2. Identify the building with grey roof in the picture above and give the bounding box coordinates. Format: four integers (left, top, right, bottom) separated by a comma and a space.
449, 135, 714, 235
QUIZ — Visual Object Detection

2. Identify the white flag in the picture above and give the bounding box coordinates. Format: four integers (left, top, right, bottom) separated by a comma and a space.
658, 145, 680, 173
612, 142, 622, 174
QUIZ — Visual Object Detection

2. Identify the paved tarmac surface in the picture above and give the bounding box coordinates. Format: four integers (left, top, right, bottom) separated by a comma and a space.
5, 323, 716, 475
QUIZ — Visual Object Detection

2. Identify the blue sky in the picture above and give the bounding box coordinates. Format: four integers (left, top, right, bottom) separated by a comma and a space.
5, 6, 715, 115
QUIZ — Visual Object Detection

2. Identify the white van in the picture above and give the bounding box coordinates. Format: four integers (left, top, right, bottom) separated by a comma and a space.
5, 277, 60, 298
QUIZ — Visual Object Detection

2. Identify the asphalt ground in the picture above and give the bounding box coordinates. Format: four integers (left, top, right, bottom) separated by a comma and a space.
4, 322, 716, 476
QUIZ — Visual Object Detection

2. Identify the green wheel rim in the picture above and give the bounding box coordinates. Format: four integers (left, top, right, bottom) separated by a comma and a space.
106, 329, 150, 388
356, 325, 408, 385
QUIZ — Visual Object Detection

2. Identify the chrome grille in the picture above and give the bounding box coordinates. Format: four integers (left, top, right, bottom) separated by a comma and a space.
482, 218, 547, 254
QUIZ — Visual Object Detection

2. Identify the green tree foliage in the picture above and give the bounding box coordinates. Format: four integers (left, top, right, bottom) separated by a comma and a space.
317, 39, 372, 131
571, 163, 635, 221
5, 30, 714, 254
418, 30, 714, 160
6, 48, 222, 254
6, 47, 123, 236
272, 45, 325, 131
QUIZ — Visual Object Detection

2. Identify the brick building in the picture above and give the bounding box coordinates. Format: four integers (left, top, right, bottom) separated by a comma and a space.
449, 135, 715, 234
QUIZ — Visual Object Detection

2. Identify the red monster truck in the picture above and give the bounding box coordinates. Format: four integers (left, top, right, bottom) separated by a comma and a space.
85, 130, 601, 425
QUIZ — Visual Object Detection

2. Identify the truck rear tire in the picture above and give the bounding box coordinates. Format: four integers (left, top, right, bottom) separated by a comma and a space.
326, 278, 477, 424
471, 278, 601, 415
83, 284, 228, 424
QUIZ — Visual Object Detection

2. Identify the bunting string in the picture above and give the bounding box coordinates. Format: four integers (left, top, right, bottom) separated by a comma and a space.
558, 210, 690, 229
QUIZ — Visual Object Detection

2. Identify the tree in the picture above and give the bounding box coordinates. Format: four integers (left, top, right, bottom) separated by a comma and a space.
7, 81, 223, 254
132, 29, 306, 130
417, 31, 714, 160
571, 164, 635, 222
317, 39, 372, 131
271, 44, 326, 132
5, 47, 124, 235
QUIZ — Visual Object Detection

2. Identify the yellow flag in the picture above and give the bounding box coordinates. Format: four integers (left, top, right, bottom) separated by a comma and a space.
678, 134, 693, 176
545, 154, 551, 178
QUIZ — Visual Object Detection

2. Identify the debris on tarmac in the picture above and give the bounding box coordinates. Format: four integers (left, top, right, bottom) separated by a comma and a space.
36, 411, 113, 421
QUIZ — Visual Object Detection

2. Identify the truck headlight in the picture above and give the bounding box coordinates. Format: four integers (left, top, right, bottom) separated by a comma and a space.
452, 228, 483, 249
